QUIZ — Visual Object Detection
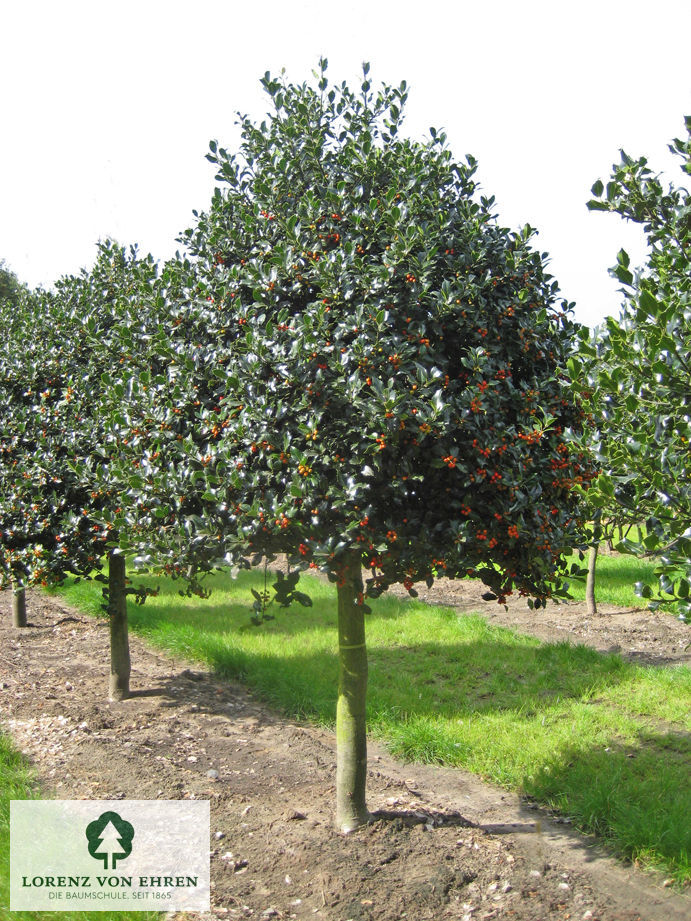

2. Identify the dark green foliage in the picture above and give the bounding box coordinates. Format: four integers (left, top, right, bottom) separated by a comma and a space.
583, 116, 691, 620
2, 63, 593, 609
0, 260, 24, 307
156, 61, 592, 603
0, 244, 163, 592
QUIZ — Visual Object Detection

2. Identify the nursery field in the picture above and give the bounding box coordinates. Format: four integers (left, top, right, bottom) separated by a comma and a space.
2, 52, 690, 921
2, 558, 689, 921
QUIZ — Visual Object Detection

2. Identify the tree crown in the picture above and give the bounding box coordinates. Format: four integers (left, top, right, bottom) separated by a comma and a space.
118, 61, 591, 604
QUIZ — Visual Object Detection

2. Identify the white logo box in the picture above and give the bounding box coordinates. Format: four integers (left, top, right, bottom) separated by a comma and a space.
11, 800, 210, 912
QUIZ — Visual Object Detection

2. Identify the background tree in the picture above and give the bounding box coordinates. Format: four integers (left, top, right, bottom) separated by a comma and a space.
123, 61, 593, 830
0, 259, 24, 307
584, 509, 643, 616
581, 116, 691, 621
0, 244, 164, 692
0, 260, 29, 625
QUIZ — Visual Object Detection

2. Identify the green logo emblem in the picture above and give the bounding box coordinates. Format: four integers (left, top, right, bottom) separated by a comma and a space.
85, 811, 134, 870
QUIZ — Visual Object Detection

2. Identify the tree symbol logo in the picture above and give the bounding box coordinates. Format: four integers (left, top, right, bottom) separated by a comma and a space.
85, 811, 134, 870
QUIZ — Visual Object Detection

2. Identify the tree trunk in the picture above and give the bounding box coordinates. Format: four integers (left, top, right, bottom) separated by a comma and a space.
108, 552, 131, 700
586, 540, 599, 616
12, 585, 27, 628
335, 552, 370, 833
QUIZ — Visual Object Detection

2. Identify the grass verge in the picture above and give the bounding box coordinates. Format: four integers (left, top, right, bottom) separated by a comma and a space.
49, 567, 690, 883
0, 729, 162, 921
565, 548, 662, 608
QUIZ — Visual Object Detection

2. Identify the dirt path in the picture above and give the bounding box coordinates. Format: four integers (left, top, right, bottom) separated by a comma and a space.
385, 576, 691, 667
1, 587, 689, 921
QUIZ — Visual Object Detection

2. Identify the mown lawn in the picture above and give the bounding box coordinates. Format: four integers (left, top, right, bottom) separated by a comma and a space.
50, 565, 690, 883
565, 547, 663, 608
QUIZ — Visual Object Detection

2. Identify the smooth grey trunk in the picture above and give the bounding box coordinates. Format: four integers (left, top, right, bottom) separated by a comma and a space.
12, 585, 27, 628
335, 553, 371, 833
108, 552, 131, 700
585, 540, 599, 615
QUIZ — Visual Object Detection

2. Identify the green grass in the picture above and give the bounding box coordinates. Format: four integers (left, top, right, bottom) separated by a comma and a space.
49, 567, 691, 883
0, 730, 162, 921
565, 548, 662, 607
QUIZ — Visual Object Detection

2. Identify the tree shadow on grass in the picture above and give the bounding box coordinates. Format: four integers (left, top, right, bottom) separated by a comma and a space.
522, 730, 691, 879
128, 594, 637, 722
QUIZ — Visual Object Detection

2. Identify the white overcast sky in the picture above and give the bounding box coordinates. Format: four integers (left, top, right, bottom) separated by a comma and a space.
1, 0, 689, 329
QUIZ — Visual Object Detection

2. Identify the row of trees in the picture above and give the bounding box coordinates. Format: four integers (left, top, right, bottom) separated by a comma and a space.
0, 62, 597, 831
0, 260, 29, 627
1, 61, 685, 827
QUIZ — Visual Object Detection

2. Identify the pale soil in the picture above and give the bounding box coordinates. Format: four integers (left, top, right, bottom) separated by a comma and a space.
1, 584, 689, 921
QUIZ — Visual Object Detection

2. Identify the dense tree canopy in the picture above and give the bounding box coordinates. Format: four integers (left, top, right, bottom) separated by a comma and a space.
0, 244, 166, 692
106, 60, 592, 609
0, 244, 162, 594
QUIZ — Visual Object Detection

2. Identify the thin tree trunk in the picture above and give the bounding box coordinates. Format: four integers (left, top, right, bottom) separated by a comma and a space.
335, 552, 370, 833
108, 552, 131, 700
586, 541, 599, 616
12, 585, 27, 628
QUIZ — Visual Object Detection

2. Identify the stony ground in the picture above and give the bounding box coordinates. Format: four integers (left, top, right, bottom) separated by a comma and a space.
1, 585, 689, 921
